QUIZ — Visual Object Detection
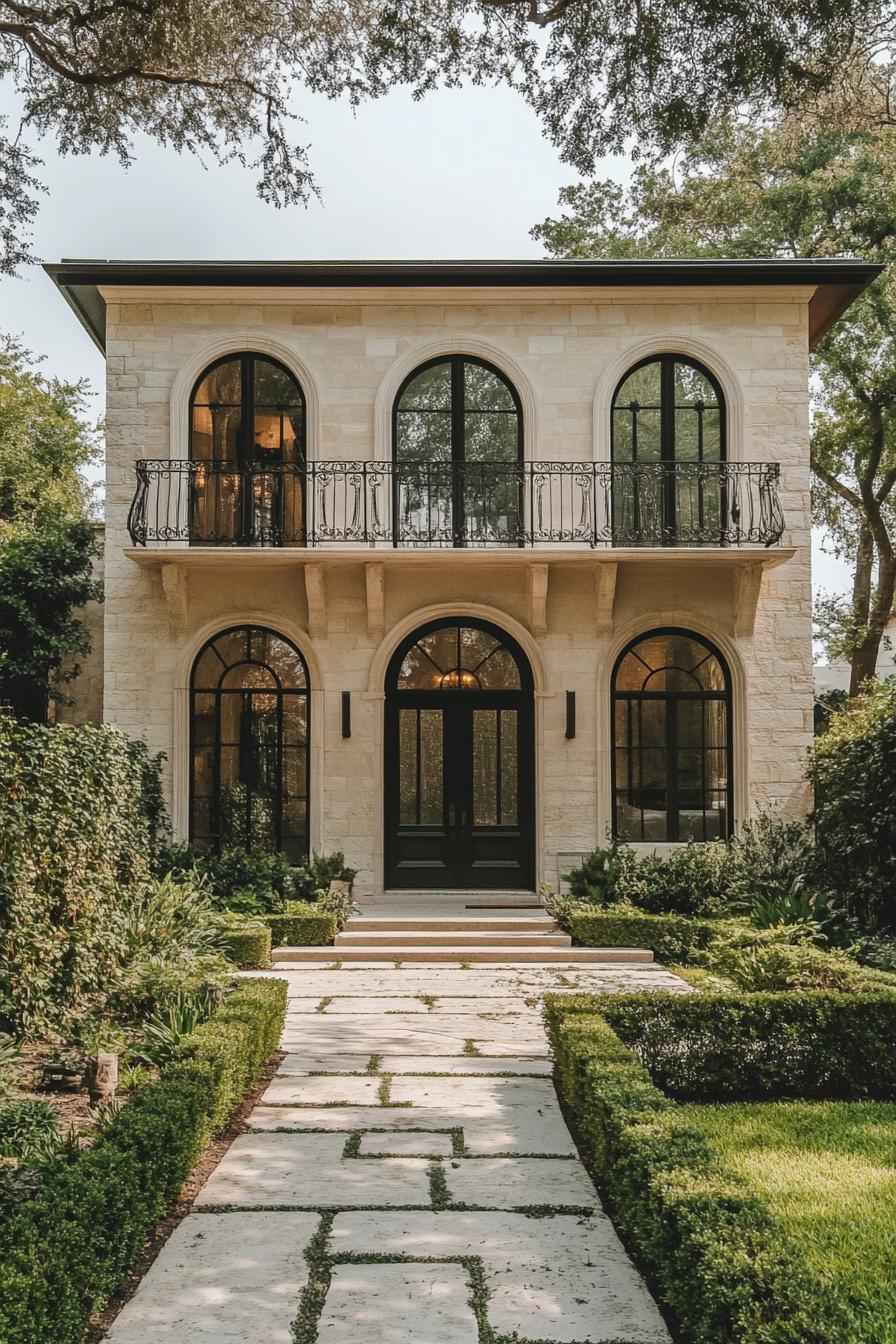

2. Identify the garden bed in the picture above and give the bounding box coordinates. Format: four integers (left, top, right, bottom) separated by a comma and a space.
545, 989, 896, 1343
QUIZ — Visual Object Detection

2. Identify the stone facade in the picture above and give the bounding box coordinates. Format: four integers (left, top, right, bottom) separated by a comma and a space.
73, 278, 816, 896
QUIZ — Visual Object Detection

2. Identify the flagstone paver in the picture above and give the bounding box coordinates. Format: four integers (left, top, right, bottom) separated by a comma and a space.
317, 1263, 479, 1343
106, 961, 684, 1341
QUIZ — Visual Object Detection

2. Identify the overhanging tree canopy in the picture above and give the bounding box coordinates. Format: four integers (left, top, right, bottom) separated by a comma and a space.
0, 0, 879, 271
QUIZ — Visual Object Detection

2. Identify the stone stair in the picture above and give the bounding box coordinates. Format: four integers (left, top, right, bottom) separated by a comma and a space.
272, 903, 655, 965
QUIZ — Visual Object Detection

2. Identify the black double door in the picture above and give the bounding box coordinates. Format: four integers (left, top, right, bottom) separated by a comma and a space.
385, 690, 534, 890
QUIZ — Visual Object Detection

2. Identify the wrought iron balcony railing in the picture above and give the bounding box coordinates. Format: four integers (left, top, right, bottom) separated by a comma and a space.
127, 459, 785, 549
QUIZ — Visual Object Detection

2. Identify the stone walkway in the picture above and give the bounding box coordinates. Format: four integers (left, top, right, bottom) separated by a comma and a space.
106, 963, 686, 1343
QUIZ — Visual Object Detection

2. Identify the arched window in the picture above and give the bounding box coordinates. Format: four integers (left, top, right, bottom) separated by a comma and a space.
189, 353, 306, 545
611, 355, 725, 544
393, 356, 523, 546
612, 628, 731, 843
190, 625, 310, 858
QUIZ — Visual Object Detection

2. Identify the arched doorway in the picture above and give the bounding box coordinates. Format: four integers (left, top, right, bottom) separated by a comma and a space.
384, 618, 535, 889
190, 624, 310, 858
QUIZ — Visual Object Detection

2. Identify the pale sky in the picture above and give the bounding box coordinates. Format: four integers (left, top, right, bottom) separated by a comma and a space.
0, 78, 851, 601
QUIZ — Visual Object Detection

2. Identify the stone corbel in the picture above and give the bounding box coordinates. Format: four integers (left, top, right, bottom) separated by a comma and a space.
527, 563, 549, 637
365, 562, 385, 641
734, 563, 764, 638
594, 563, 617, 635
160, 563, 188, 632
304, 563, 327, 639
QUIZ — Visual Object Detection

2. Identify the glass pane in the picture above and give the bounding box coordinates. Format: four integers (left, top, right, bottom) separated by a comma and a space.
618, 633, 724, 692
396, 411, 452, 464
419, 710, 443, 825
464, 362, 515, 412
463, 412, 517, 463
281, 695, 308, 742
219, 694, 241, 745
398, 708, 418, 825
459, 626, 499, 672
192, 645, 226, 690
192, 694, 216, 745
477, 646, 522, 690
473, 709, 498, 827
193, 357, 242, 408
252, 629, 308, 688
500, 710, 518, 825
254, 358, 303, 407
221, 663, 277, 691
398, 362, 452, 411
191, 744, 214, 795
283, 746, 307, 798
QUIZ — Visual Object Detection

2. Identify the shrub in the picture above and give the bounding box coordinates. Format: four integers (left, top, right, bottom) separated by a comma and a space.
0, 977, 286, 1344
211, 914, 271, 970
702, 937, 896, 993
266, 900, 337, 948
291, 851, 357, 902
546, 989, 896, 1101
0, 720, 166, 1035
545, 1004, 853, 1343
810, 679, 896, 931
565, 904, 723, 962
0, 1101, 58, 1158
564, 841, 731, 918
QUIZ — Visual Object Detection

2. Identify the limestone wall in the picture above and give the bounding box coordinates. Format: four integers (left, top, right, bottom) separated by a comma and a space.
99, 284, 813, 894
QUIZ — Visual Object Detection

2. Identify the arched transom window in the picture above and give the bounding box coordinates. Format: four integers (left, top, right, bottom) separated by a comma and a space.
611, 355, 725, 544
395, 622, 526, 691
190, 625, 310, 858
188, 354, 306, 545
393, 356, 523, 545
612, 628, 732, 843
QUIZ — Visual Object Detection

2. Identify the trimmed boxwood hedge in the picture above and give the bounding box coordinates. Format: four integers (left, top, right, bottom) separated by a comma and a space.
567, 906, 722, 961
266, 899, 337, 948
218, 922, 272, 970
0, 977, 286, 1344
545, 989, 896, 1101
546, 1002, 856, 1343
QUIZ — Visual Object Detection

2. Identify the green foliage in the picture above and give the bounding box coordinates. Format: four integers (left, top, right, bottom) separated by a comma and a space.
157, 843, 293, 914
291, 851, 358, 902
565, 905, 724, 962
266, 901, 338, 948
209, 913, 271, 970
546, 1000, 855, 1343
703, 936, 896, 994
136, 991, 218, 1066
562, 839, 730, 917
547, 990, 896, 1102
313, 884, 357, 931
0, 978, 286, 1344
0, 519, 103, 719
0, 720, 168, 1035
810, 680, 896, 930
0, 4, 866, 274
726, 813, 820, 912
562, 842, 629, 902
0, 1101, 58, 1158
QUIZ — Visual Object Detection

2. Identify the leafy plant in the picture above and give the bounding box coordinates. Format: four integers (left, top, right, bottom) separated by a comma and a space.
562, 841, 631, 903
135, 991, 218, 1066
0, 1100, 59, 1158
291, 851, 357, 902
314, 885, 358, 930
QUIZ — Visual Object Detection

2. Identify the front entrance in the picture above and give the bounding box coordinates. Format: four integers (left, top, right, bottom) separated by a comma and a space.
385, 619, 535, 889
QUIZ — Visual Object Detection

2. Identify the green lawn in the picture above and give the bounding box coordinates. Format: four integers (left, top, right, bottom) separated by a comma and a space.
683, 1101, 896, 1342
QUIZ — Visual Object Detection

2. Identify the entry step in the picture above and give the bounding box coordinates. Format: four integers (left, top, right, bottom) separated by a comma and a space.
336, 931, 571, 948
344, 917, 557, 933
273, 946, 655, 964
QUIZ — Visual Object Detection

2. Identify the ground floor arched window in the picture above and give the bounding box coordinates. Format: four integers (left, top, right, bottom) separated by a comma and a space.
190, 624, 310, 858
612, 628, 732, 843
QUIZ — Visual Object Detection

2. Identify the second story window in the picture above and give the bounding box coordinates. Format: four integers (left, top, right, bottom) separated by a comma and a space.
189, 353, 306, 546
393, 356, 523, 547
611, 355, 726, 545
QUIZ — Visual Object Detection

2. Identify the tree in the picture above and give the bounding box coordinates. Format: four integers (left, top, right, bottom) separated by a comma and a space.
0, 336, 101, 719
0, 0, 874, 273
533, 118, 896, 693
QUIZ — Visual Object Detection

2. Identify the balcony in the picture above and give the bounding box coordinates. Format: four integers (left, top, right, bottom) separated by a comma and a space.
127, 459, 785, 550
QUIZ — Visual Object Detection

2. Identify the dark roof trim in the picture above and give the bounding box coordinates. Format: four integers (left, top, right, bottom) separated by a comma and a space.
44, 257, 882, 353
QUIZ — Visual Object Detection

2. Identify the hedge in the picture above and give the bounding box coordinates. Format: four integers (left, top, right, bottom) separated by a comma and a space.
547, 1005, 854, 1343
218, 922, 272, 970
0, 720, 164, 1035
266, 899, 337, 948
545, 990, 896, 1102
567, 906, 722, 961
0, 977, 286, 1344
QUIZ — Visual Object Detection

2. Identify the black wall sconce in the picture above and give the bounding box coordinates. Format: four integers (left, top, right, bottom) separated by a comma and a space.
341, 691, 351, 738
565, 691, 576, 739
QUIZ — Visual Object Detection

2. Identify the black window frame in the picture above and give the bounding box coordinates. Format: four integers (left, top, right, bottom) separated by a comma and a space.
610, 626, 733, 843
189, 623, 311, 858
391, 354, 524, 547
610, 354, 727, 544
